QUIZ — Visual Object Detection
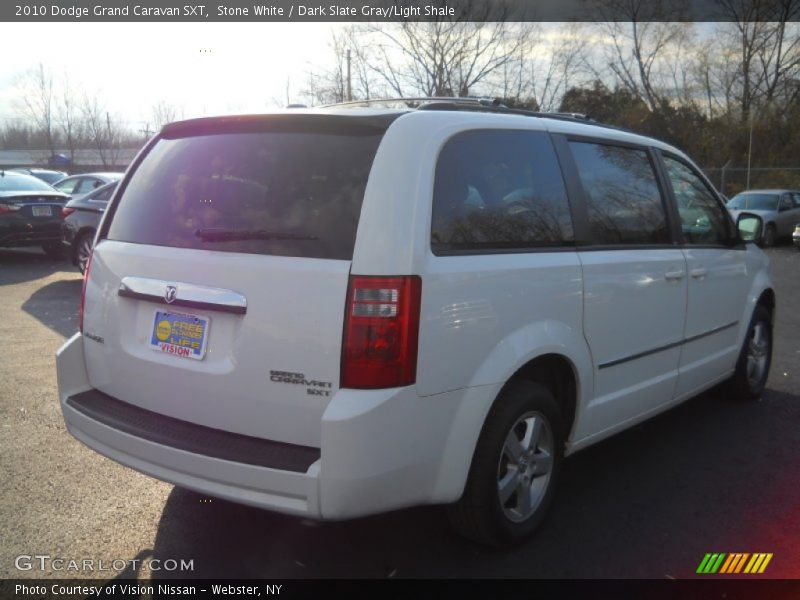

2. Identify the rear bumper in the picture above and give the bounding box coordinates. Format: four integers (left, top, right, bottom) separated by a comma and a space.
0, 220, 63, 246
57, 333, 498, 520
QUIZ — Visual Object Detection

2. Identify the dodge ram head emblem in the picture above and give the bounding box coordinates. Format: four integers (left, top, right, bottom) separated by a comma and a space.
165, 285, 177, 304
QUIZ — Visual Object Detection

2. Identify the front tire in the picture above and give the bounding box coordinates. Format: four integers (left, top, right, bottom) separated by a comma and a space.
722, 304, 773, 401
448, 380, 564, 547
761, 224, 776, 248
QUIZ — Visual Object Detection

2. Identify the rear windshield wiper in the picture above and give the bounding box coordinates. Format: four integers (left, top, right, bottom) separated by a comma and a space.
195, 228, 318, 242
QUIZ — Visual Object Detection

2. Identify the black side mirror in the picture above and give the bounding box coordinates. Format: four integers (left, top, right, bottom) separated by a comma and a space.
737, 212, 764, 244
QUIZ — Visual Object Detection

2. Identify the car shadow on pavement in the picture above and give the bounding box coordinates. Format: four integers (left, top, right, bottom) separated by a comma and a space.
148, 386, 800, 579
0, 248, 76, 286
22, 278, 82, 339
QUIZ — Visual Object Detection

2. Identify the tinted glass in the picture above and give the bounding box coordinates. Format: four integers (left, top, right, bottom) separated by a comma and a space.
0, 173, 57, 192
107, 128, 384, 260
431, 130, 573, 252
780, 193, 792, 210
793, 193, 800, 208
727, 195, 745, 209
33, 171, 63, 184
663, 156, 731, 245
569, 142, 669, 245
742, 194, 779, 211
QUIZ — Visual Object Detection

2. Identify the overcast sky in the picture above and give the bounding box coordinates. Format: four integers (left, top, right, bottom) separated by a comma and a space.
0, 23, 342, 131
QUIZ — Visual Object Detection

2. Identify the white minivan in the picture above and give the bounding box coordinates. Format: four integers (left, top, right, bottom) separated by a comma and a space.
56, 101, 775, 546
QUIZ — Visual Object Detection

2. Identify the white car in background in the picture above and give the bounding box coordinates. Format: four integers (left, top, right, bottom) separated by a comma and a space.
726, 189, 800, 247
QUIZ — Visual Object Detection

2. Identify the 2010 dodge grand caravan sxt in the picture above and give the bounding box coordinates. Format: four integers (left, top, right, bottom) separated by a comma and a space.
56, 101, 774, 546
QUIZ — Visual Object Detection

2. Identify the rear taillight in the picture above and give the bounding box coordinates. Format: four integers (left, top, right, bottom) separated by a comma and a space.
341, 275, 422, 389
0, 204, 20, 215
61, 207, 76, 218
78, 252, 93, 333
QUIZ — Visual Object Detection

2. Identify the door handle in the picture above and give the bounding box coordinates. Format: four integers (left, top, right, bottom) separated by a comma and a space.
690, 268, 708, 279
664, 270, 685, 281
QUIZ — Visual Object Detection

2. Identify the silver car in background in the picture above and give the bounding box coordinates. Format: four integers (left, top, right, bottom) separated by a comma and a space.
727, 189, 800, 247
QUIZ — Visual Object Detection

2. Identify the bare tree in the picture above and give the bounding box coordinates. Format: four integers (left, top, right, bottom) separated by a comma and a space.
525, 24, 587, 111
57, 76, 83, 164
596, 0, 692, 111
707, 0, 800, 120
17, 63, 57, 158
82, 94, 123, 168
151, 99, 181, 130
361, 6, 534, 99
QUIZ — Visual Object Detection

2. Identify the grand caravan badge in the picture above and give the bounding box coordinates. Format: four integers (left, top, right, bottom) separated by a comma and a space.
270, 370, 333, 397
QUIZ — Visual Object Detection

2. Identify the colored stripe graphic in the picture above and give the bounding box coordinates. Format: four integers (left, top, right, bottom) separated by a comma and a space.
744, 553, 774, 574
719, 554, 736, 574
719, 553, 750, 574
759, 554, 773, 573
697, 553, 727, 574
733, 553, 750, 573
700, 552, 772, 574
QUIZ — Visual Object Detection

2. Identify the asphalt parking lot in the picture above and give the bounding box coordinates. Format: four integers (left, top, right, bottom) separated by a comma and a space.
1, 245, 798, 580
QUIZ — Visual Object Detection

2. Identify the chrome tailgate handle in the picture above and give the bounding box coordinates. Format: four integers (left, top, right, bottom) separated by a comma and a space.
118, 277, 247, 315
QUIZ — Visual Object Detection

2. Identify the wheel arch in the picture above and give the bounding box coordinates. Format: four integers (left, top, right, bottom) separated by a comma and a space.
433, 330, 593, 503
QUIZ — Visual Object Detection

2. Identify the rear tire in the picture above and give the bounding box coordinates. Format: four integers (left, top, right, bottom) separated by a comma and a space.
721, 304, 773, 402
74, 231, 94, 274
448, 380, 564, 547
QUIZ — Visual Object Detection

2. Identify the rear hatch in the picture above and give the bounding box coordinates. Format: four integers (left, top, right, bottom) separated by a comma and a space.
82, 114, 394, 447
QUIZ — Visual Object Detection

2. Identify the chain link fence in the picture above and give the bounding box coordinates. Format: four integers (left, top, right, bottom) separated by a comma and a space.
703, 167, 800, 198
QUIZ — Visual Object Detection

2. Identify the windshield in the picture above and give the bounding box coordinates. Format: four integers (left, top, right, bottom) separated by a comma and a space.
731, 193, 779, 211
107, 123, 386, 260
0, 173, 57, 192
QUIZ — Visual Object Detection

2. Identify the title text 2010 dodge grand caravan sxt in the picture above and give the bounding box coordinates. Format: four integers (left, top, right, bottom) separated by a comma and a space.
56, 101, 774, 546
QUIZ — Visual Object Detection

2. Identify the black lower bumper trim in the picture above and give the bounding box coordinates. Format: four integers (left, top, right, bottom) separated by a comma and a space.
66, 389, 320, 473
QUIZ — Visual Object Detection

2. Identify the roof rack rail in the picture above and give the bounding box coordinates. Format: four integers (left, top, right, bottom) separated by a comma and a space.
320, 96, 634, 134
320, 96, 500, 108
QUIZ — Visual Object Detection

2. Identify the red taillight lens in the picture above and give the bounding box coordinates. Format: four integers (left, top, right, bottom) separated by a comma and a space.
61, 207, 76, 218
78, 252, 93, 333
341, 275, 422, 389
0, 204, 20, 215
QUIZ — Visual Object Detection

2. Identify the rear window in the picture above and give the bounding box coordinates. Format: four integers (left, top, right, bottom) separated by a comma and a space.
0, 173, 56, 192
106, 124, 385, 260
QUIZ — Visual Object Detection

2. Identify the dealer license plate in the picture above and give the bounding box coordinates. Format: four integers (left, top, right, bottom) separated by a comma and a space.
149, 310, 210, 360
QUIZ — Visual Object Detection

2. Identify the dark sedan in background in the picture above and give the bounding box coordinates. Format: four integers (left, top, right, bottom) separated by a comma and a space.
61, 180, 118, 273
0, 171, 71, 257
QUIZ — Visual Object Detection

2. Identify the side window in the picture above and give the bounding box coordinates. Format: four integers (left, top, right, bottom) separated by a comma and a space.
662, 156, 732, 246
727, 195, 745, 209
569, 141, 669, 245
793, 193, 800, 208
779, 193, 792, 211
54, 179, 77, 194
75, 178, 99, 194
431, 130, 573, 252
